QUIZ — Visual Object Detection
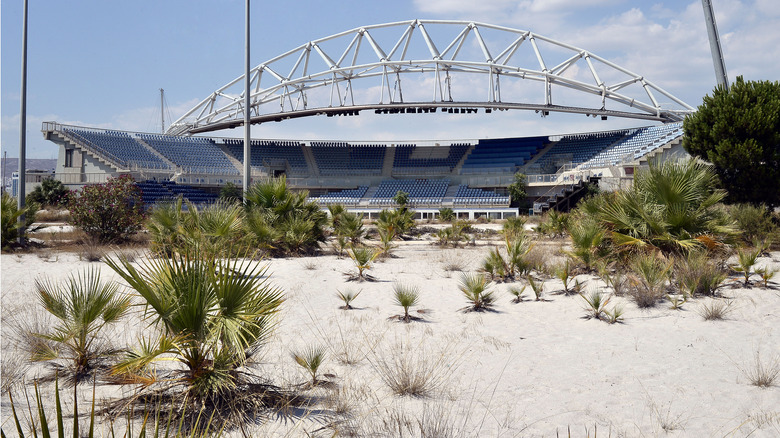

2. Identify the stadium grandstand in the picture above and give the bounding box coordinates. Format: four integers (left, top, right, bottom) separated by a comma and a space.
41, 121, 686, 219
34, 20, 694, 218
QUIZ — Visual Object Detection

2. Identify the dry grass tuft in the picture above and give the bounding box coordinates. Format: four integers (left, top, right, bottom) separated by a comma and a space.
698, 299, 734, 321
743, 351, 780, 388
368, 336, 457, 398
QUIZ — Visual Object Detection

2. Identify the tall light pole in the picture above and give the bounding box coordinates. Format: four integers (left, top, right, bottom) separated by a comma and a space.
243, 0, 251, 202
18, 0, 29, 244
702, 0, 729, 91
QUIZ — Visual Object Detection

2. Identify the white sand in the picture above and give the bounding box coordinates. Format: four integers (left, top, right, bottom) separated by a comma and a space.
2, 243, 779, 436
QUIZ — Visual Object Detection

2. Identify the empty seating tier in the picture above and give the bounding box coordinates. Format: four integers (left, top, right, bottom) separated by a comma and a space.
369, 179, 450, 206
139, 134, 238, 175
136, 180, 219, 207
461, 137, 547, 173
532, 130, 631, 173
393, 143, 470, 173
224, 140, 309, 175
581, 123, 684, 168
313, 186, 369, 206
453, 185, 510, 206
64, 129, 170, 170
310, 142, 386, 175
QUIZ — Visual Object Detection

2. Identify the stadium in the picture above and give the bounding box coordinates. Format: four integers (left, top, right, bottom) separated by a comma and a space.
39, 20, 693, 217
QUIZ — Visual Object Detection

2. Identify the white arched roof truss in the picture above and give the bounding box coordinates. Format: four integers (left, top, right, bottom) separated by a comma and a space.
168, 19, 694, 135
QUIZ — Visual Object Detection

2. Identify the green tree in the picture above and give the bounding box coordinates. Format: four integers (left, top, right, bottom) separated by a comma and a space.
508, 172, 528, 208
392, 190, 410, 210
218, 182, 242, 204
68, 174, 144, 243
683, 77, 780, 206
27, 177, 70, 207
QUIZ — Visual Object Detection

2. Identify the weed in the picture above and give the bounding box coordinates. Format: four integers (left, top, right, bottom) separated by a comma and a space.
508, 285, 527, 303
336, 288, 362, 310
527, 275, 544, 301
292, 346, 327, 387
459, 273, 495, 312
393, 283, 421, 322
743, 351, 780, 388
580, 290, 611, 320
698, 299, 734, 320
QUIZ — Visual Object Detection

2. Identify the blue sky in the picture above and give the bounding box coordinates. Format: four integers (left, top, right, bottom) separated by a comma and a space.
2, 0, 778, 159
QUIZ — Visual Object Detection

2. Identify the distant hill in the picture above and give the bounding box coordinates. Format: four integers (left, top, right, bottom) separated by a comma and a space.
2, 158, 57, 176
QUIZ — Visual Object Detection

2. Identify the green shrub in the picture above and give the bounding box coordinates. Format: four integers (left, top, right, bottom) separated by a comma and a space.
69, 174, 145, 243
1, 192, 38, 248
438, 207, 455, 222
218, 181, 242, 203
244, 176, 327, 255
27, 177, 71, 207
729, 203, 778, 243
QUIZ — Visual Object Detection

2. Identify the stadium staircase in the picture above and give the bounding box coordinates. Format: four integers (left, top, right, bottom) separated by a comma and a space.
535, 175, 600, 213
302, 146, 319, 176
381, 147, 395, 176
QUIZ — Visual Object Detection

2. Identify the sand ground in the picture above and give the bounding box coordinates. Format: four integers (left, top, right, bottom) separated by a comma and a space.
1, 237, 779, 437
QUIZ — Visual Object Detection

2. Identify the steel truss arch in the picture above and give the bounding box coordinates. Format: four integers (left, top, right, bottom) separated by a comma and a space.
168, 19, 694, 135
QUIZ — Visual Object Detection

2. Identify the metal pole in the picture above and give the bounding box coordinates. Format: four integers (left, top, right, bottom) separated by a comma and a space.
160, 88, 165, 133
702, 0, 729, 91
243, 0, 251, 202
18, 0, 29, 244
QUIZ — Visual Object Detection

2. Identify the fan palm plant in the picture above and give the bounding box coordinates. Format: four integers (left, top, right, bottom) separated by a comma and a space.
393, 283, 420, 322
1, 191, 38, 248
554, 259, 574, 295
181, 200, 247, 258
566, 218, 605, 271
244, 176, 327, 255
292, 346, 327, 386
104, 247, 284, 400
597, 159, 737, 254
335, 211, 365, 245
336, 288, 361, 309
146, 197, 185, 257
733, 245, 762, 287
458, 273, 495, 311
505, 232, 534, 278
348, 245, 379, 281
32, 268, 131, 381
629, 252, 672, 307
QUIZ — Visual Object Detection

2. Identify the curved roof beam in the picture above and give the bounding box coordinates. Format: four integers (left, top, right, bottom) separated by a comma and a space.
168, 20, 694, 135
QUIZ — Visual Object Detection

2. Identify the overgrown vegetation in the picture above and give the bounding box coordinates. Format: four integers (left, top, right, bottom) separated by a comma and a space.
69, 174, 145, 244
1, 191, 38, 249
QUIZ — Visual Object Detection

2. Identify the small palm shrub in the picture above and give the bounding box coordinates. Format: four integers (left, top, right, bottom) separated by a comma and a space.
527, 275, 544, 301
595, 159, 737, 253
293, 346, 327, 386
481, 247, 507, 281
436, 220, 469, 247
393, 283, 421, 322
505, 233, 534, 278
377, 226, 396, 258
667, 293, 688, 310
348, 245, 379, 281
438, 207, 455, 222
458, 273, 495, 311
1, 192, 38, 248
336, 288, 362, 310
580, 290, 611, 320
604, 305, 625, 324
31, 268, 131, 381
69, 174, 145, 243
566, 218, 605, 271
244, 176, 328, 255
181, 200, 247, 258
733, 245, 762, 287
536, 210, 569, 237
105, 246, 284, 402
596, 261, 629, 296
629, 253, 672, 308
376, 208, 415, 239
335, 211, 366, 245
508, 285, 527, 303
554, 259, 574, 295
146, 197, 185, 257
502, 216, 527, 239
755, 267, 777, 288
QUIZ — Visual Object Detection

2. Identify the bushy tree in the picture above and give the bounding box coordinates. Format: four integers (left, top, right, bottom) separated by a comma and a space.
218, 182, 242, 204
69, 175, 144, 243
508, 172, 528, 208
28, 177, 71, 207
684, 77, 780, 206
